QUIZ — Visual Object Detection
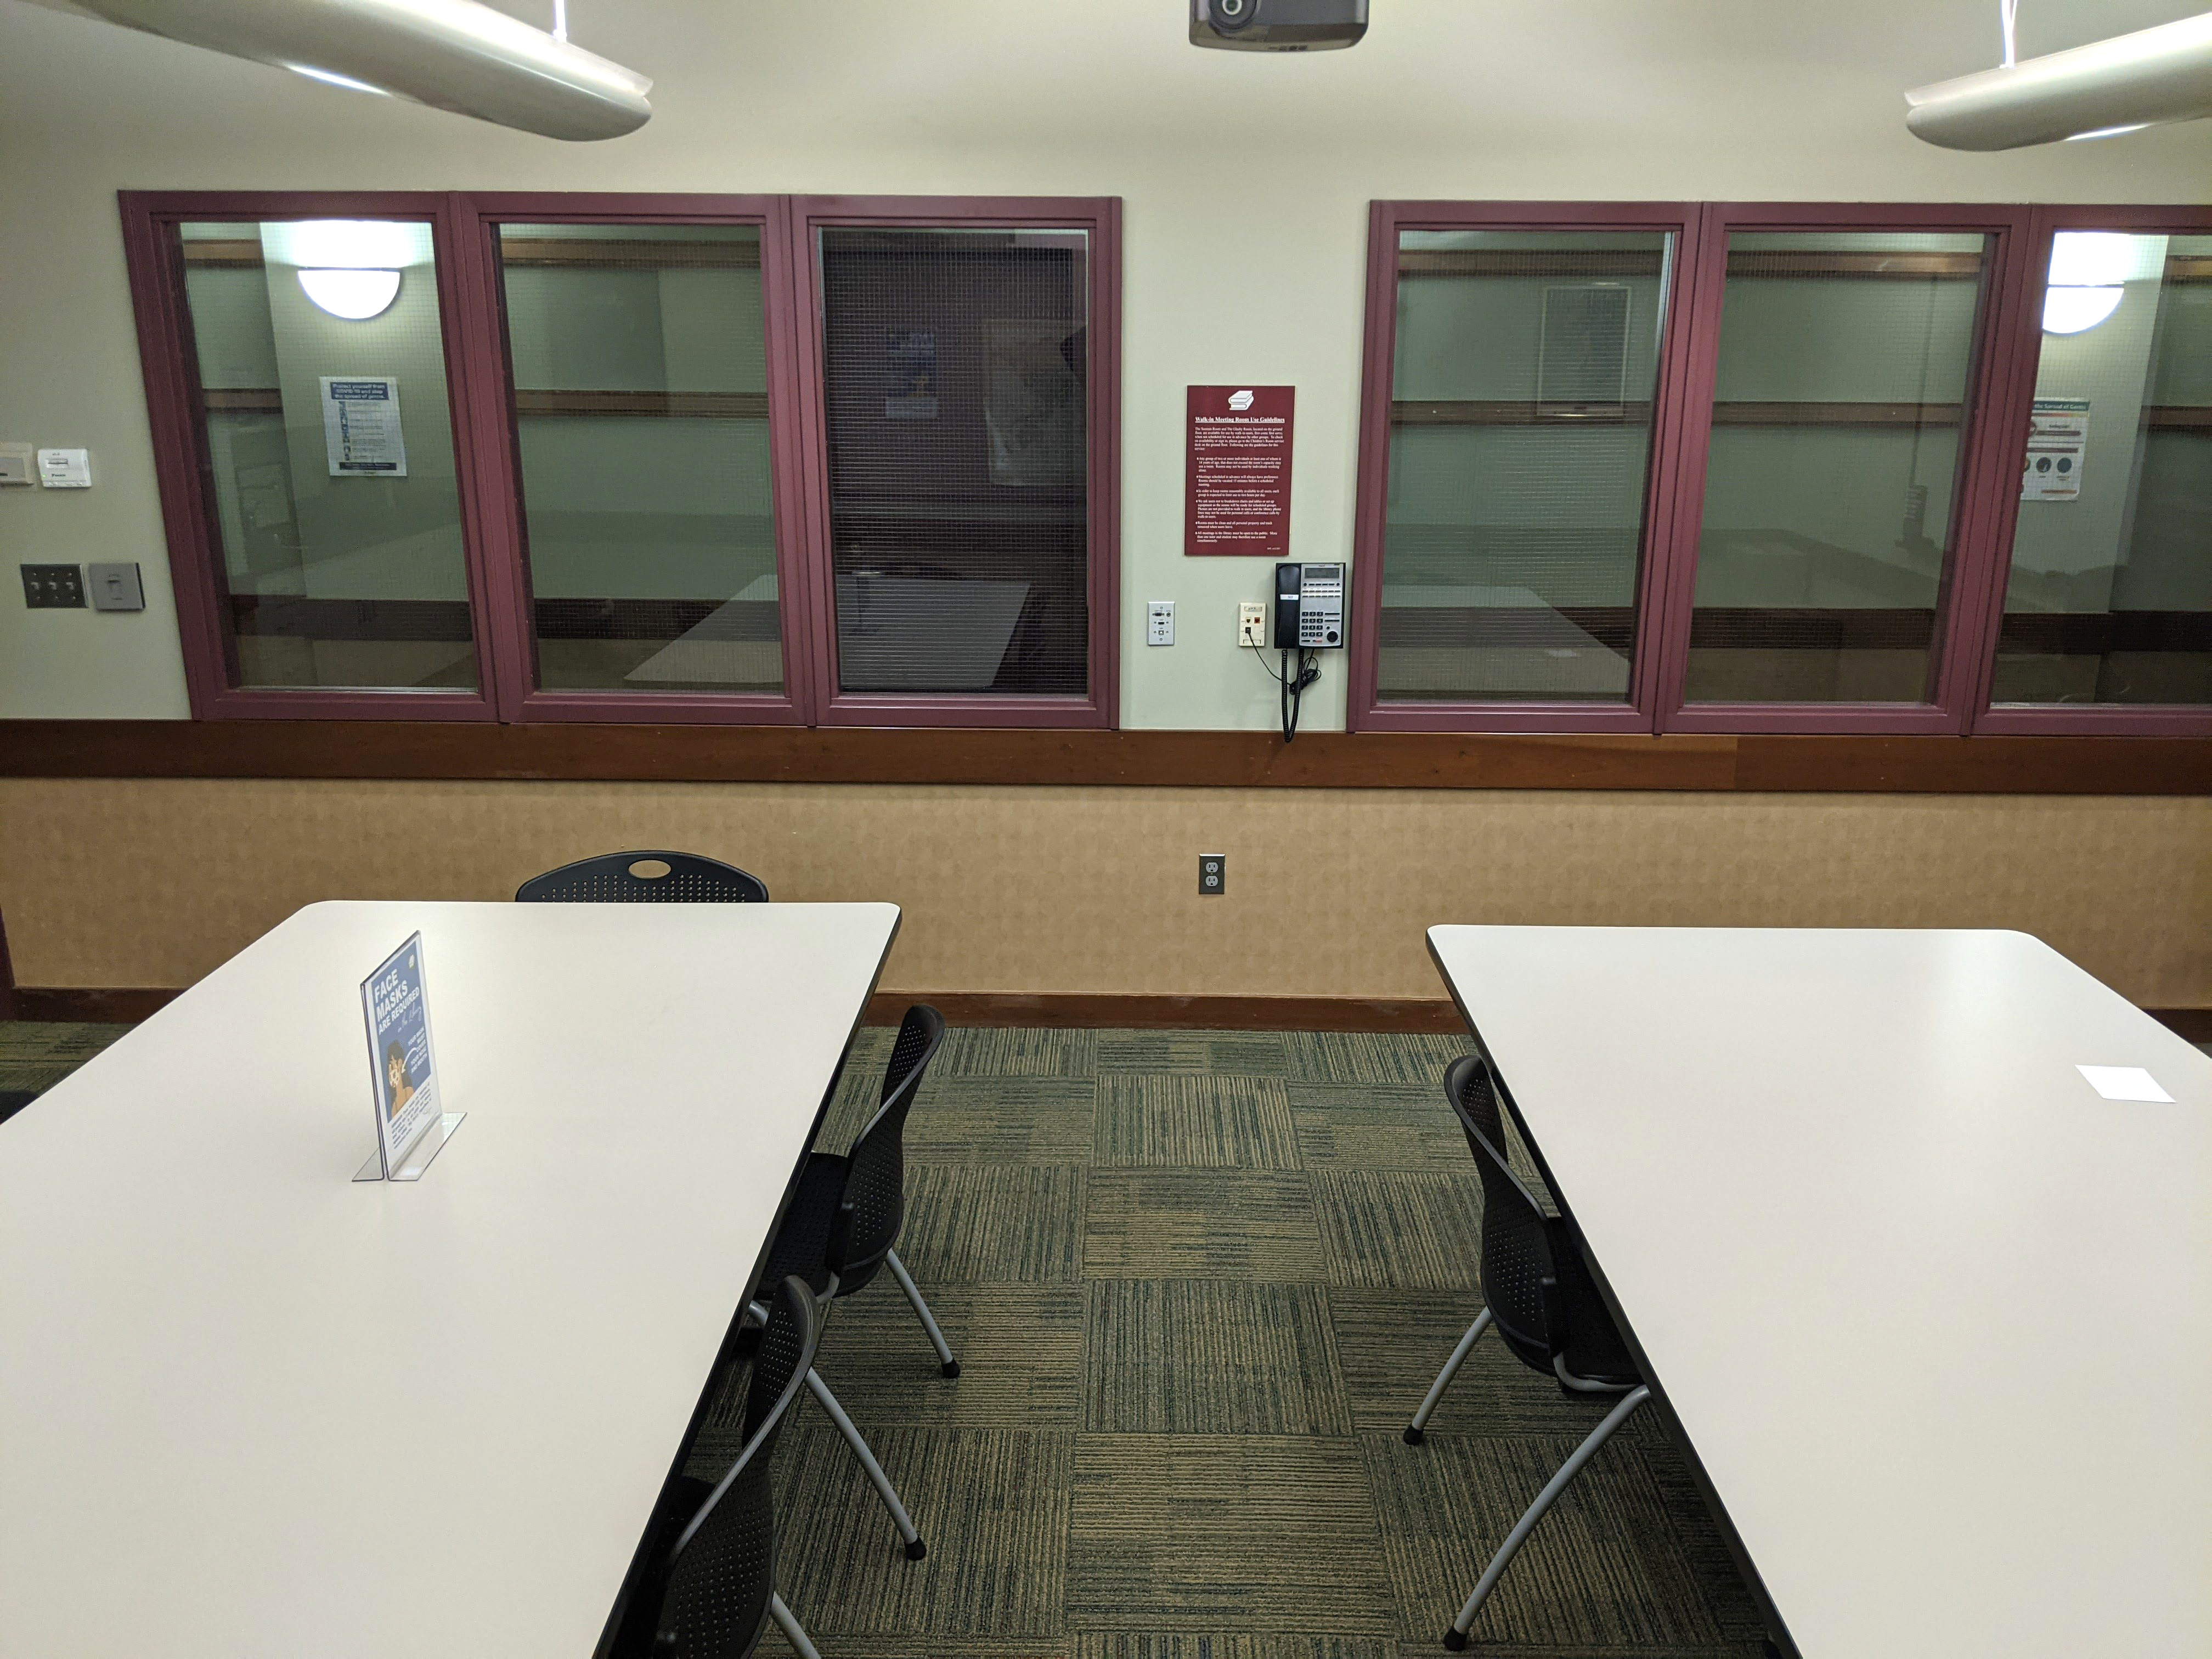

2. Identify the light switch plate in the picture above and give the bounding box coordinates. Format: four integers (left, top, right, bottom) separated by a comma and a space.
88, 561, 145, 612
37, 448, 91, 488
1147, 600, 1176, 646
0, 442, 32, 487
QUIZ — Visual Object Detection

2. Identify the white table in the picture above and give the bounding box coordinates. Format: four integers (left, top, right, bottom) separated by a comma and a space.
0, 899, 900, 1659
1425, 926, 2212, 1659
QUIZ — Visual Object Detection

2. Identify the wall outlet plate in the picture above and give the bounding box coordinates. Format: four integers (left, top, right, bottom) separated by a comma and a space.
21, 563, 86, 608
1199, 853, 1226, 894
1237, 602, 1267, 647
0, 442, 32, 486
1147, 600, 1176, 646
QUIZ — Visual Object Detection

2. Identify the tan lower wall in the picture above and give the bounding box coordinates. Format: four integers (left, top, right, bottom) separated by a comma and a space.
2, 778, 2207, 1007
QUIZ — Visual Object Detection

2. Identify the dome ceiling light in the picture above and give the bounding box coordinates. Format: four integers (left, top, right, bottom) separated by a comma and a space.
21, 0, 651, 142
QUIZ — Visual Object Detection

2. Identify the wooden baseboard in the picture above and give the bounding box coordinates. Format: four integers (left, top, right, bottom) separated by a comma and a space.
861, 992, 1469, 1031
4, 719, 2210, 794
15, 985, 2209, 1041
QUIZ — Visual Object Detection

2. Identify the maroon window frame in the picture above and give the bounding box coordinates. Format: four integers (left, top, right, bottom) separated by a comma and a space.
1963, 203, 2212, 739
1346, 201, 1706, 735
121, 190, 506, 722
455, 194, 815, 725
1349, 201, 2065, 738
787, 196, 1122, 731
121, 190, 1122, 731
1656, 202, 2035, 737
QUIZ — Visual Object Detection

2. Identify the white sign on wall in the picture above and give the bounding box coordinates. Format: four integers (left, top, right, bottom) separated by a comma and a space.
2021, 397, 2088, 502
320, 376, 408, 477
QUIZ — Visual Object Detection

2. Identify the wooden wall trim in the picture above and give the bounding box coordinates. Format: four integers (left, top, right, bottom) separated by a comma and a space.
1, 721, 2208, 793
14, 985, 2210, 1040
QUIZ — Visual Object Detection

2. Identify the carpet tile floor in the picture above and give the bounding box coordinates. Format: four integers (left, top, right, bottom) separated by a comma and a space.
701, 1024, 1773, 1658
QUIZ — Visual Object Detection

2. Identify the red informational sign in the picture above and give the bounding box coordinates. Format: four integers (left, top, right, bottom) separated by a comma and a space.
1185, 385, 1294, 556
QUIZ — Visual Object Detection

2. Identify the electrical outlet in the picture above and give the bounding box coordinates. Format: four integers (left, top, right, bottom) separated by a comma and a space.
1237, 603, 1267, 647
20, 564, 84, 609
1199, 854, 1226, 895
1147, 600, 1176, 646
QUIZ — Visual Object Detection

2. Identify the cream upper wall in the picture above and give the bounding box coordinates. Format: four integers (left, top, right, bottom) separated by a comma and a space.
1, 0, 2207, 727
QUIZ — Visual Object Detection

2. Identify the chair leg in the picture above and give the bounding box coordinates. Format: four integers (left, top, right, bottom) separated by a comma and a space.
768, 1591, 823, 1659
804, 1367, 927, 1560
884, 1246, 960, 1378
1442, 1384, 1651, 1651
1406, 1307, 1492, 1444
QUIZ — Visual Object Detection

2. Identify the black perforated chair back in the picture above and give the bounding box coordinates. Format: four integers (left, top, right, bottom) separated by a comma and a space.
652, 1276, 820, 1658
1447, 1054, 1557, 1362
1447, 1054, 1640, 1389
827, 1005, 945, 1284
516, 851, 769, 905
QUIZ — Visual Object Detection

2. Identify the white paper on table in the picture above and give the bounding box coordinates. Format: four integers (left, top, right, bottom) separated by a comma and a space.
2075, 1064, 2174, 1103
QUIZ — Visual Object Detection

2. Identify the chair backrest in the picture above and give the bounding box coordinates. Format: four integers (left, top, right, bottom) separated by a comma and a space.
515, 851, 769, 905
826, 1005, 946, 1282
653, 1276, 820, 1657
1446, 1054, 1640, 1388
1446, 1054, 1557, 1358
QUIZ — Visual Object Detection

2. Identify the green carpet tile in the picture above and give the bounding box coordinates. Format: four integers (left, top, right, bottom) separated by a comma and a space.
718, 1024, 1771, 1658
2, 1019, 1771, 1656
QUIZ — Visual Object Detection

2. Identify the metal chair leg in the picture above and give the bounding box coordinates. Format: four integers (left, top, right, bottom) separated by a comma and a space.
768, 1591, 823, 1659
1442, 1384, 1651, 1651
884, 1246, 960, 1378
804, 1367, 927, 1560
1406, 1307, 1492, 1444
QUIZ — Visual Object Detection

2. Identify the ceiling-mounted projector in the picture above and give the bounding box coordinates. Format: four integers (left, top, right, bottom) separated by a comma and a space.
1191, 0, 1367, 52
19, 0, 652, 142
1904, 11, 2212, 149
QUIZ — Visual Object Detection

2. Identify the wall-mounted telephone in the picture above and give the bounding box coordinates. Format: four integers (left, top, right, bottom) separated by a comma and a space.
1250, 561, 1346, 743
1273, 561, 1346, 650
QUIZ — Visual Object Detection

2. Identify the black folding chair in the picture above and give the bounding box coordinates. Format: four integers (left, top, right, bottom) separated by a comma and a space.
746, 1004, 952, 1561
1406, 1055, 1652, 1651
628, 1275, 823, 1659
516, 850, 769, 905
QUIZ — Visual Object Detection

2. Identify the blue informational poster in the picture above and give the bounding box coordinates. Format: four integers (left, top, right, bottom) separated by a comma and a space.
360, 933, 443, 1179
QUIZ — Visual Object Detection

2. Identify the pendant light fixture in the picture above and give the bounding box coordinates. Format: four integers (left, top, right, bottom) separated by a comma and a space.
20, 0, 652, 142
1905, 6, 2212, 150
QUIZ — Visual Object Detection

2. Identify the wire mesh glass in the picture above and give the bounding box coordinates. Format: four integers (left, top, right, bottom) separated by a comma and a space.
1686, 230, 1990, 705
817, 226, 1091, 697
178, 218, 476, 691
1376, 229, 1674, 703
1990, 232, 2212, 708
496, 222, 782, 695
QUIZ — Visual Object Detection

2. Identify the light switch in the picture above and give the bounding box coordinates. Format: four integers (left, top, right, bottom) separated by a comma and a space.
37, 448, 91, 489
0, 442, 32, 487
88, 562, 145, 612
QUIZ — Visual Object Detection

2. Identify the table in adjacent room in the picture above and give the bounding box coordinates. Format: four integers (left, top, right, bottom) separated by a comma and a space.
1425, 925, 2212, 1659
0, 898, 899, 1658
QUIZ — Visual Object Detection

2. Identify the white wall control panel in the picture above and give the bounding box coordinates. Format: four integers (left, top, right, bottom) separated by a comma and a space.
0, 442, 32, 486
37, 448, 91, 489
1147, 600, 1176, 645
1237, 602, 1267, 647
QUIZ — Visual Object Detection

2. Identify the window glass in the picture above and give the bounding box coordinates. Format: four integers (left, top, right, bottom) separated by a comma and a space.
1989, 232, 2212, 708
1687, 231, 1989, 704
1377, 229, 1674, 702
178, 219, 476, 691
816, 227, 1090, 696
495, 223, 782, 695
